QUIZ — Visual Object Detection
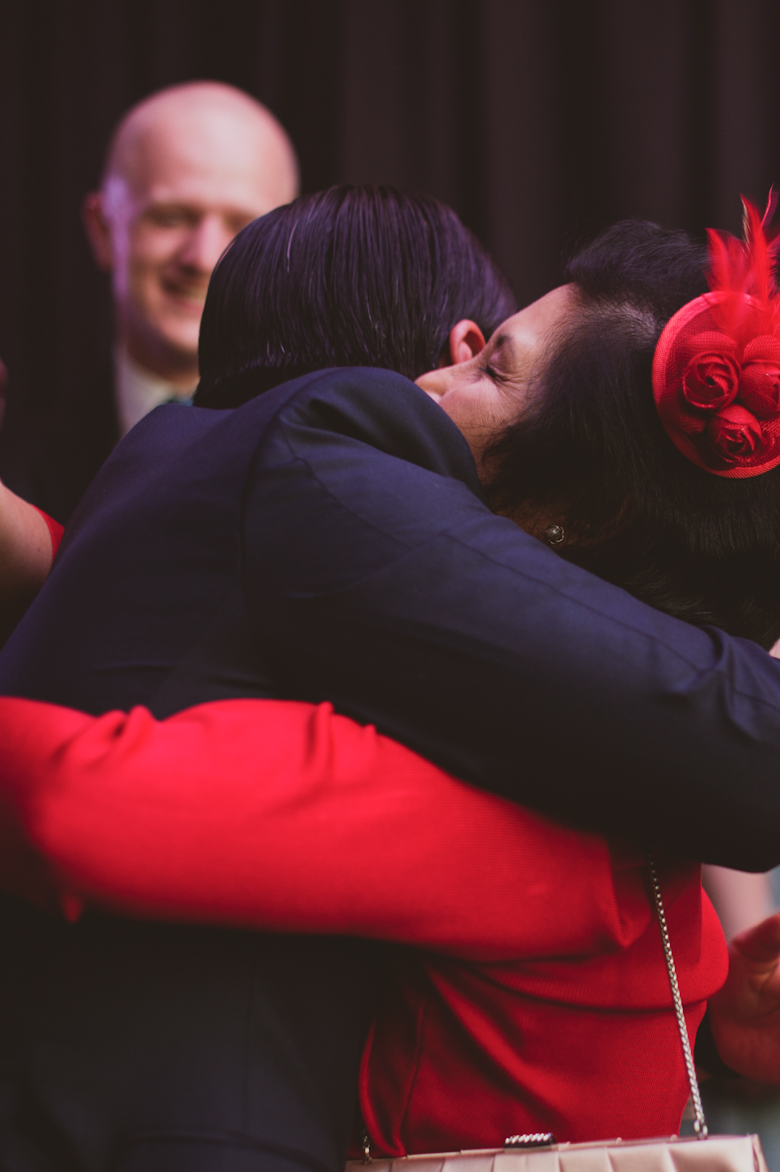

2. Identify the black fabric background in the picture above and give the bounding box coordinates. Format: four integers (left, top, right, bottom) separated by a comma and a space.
2, 0, 780, 425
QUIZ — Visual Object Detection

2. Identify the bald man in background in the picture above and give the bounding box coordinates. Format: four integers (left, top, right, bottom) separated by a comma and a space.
0, 81, 298, 522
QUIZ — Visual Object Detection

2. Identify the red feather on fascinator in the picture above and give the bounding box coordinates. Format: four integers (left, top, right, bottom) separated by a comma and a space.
652, 191, 780, 477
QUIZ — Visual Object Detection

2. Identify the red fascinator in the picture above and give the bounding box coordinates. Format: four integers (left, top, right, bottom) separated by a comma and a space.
652, 193, 780, 477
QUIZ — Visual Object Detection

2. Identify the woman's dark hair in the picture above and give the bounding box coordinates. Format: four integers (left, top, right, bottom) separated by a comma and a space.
195, 185, 516, 407
486, 219, 780, 648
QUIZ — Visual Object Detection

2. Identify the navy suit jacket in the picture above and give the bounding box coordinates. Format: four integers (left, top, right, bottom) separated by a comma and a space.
3, 366, 780, 1169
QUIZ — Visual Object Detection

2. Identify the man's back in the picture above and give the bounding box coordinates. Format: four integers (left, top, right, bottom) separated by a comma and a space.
0, 383, 378, 1172
0, 398, 275, 713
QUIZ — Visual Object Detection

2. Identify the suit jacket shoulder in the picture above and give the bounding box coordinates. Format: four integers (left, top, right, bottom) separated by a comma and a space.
237, 366, 780, 869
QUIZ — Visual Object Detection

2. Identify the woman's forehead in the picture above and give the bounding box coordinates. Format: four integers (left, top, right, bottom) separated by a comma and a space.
491, 285, 576, 363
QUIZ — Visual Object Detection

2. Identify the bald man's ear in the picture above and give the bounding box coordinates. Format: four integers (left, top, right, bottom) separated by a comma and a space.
438, 320, 486, 367
82, 193, 114, 272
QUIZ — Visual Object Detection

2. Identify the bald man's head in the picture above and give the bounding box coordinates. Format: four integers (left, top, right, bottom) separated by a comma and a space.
84, 82, 299, 388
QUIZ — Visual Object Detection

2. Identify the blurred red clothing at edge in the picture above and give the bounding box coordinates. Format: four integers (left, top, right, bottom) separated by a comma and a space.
32, 509, 63, 557
0, 696, 727, 1151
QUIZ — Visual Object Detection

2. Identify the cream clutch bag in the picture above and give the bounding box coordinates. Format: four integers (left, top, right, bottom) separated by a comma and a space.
348, 857, 768, 1172
353, 1134, 767, 1172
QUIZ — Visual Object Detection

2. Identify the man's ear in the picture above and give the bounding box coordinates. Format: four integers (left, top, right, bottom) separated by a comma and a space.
82, 192, 114, 272
439, 320, 487, 367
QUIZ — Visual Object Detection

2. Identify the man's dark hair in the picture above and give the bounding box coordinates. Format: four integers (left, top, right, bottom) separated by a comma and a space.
486, 219, 780, 648
195, 185, 516, 407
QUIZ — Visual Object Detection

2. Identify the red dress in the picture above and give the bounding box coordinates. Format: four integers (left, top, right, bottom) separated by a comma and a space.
0, 697, 728, 1149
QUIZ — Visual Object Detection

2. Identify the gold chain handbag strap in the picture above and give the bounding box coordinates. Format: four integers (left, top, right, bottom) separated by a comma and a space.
647, 852, 708, 1139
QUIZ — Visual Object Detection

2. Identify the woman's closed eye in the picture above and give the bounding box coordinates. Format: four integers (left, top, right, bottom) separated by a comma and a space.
480, 359, 506, 385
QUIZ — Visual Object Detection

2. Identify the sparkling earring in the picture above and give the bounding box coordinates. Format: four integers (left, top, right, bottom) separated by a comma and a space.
544, 524, 565, 547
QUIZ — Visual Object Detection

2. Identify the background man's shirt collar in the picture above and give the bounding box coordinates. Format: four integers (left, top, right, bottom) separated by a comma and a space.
114, 350, 196, 437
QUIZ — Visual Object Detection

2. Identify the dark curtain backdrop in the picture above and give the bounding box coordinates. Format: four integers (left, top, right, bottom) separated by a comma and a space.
3, 0, 780, 421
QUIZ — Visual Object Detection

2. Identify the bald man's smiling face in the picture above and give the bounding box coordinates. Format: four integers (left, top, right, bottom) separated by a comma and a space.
84, 88, 298, 386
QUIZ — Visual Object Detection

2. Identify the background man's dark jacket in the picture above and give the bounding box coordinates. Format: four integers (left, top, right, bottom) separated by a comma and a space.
3, 367, 780, 1171
0, 369, 119, 524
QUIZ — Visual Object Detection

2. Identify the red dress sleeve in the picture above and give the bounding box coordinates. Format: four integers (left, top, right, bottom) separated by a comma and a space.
0, 696, 646, 959
32, 508, 64, 557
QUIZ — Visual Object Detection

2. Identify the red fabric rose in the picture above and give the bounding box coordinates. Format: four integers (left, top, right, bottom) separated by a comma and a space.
739, 360, 780, 418
706, 404, 765, 464
681, 348, 740, 411
651, 201, 780, 478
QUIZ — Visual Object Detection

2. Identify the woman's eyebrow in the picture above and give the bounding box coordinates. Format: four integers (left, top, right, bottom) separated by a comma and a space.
489, 333, 513, 362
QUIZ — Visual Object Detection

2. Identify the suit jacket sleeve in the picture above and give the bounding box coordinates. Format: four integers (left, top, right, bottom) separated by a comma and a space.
240, 367, 780, 870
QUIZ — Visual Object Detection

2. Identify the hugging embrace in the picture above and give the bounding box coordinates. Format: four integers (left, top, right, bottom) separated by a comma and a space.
2, 186, 780, 1172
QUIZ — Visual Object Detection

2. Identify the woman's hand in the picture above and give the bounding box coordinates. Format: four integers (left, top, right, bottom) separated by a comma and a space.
702, 865, 775, 941
709, 911, 780, 1083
